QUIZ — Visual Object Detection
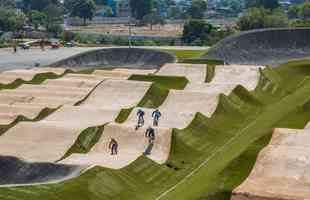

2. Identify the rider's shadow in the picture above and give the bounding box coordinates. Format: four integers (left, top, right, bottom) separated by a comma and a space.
143, 143, 154, 155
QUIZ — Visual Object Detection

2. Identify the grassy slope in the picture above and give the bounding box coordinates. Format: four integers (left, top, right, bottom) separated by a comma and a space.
0, 61, 309, 200
161, 49, 208, 61
60, 125, 105, 160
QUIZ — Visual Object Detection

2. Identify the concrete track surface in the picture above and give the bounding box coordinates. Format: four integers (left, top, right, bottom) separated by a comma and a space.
0, 75, 152, 163
0, 47, 102, 71
206, 28, 310, 66
232, 128, 310, 200
60, 123, 171, 169
50, 48, 176, 70
157, 63, 207, 84
0, 63, 264, 186
0, 67, 66, 85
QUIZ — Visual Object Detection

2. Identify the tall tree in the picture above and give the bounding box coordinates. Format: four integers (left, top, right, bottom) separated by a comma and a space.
237, 7, 288, 30
182, 19, 212, 44
0, 0, 16, 8
130, 0, 153, 20
245, 0, 280, 10
22, 0, 60, 12
71, 0, 96, 25
187, 0, 207, 19
300, 2, 310, 20
288, 5, 300, 19
0, 8, 26, 31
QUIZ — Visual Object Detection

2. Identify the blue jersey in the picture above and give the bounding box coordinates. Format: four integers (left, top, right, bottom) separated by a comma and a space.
137, 110, 145, 117
152, 110, 161, 118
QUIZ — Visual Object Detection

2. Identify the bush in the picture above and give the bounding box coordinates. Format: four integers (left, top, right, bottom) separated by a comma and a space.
48, 24, 63, 37
237, 7, 289, 31
113, 36, 129, 46
182, 19, 213, 45
63, 31, 75, 42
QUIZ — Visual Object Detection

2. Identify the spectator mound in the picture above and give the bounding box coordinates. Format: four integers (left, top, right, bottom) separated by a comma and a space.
49, 48, 176, 70
206, 28, 310, 66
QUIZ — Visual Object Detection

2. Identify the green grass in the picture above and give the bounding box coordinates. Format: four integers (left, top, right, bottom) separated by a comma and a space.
60, 125, 105, 160
0, 60, 309, 200
160, 49, 208, 61
129, 74, 188, 90
137, 83, 169, 108
205, 65, 216, 83
180, 58, 224, 66
115, 107, 134, 123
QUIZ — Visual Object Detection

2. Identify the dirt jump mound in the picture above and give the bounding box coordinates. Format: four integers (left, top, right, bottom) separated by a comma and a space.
206, 28, 310, 66
0, 156, 82, 185
49, 48, 176, 69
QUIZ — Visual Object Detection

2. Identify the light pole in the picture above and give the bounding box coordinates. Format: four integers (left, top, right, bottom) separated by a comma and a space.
128, 0, 132, 48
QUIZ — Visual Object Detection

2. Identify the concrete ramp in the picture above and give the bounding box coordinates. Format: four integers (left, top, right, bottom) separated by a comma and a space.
49, 48, 176, 70
157, 63, 206, 83
0, 104, 44, 124
128, 88, 232, 129
0, 104, 118, 163
211, 65, 263, 91
42, 106, 118, 128
81, 79, 152, 109
232, 128, 310, 200
60, 123, 172, 169
0, 68, 65, 84
206, 28, 310, 66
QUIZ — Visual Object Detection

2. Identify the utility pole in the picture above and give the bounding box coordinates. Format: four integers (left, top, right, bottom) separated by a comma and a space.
128, 0, 133, 48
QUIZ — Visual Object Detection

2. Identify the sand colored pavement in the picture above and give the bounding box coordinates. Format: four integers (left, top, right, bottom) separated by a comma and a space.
61, 123, 172, 169
0, 106, 118, 162
81, 79, 152, 109
0, 78, 152, 163
42, 105, 119, 128
305, 121, 310, 129
185, 83, 237, 94
0, 104, 44, 124
232, 128, 310, 200
0, 68, 66, 85
92, 68, 155, 80
211, 65, 263, 91
0, 72, 105, 125
156, 63, 206, 83
128, 88, 233, 129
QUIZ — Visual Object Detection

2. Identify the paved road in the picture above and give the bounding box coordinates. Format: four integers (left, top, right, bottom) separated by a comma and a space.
0, 46, 209, 72
0, 47, 102, 71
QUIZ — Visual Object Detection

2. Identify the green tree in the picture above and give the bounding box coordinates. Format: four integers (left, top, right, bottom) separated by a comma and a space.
288, 5, 300, 19
300, 2, 310, 20
71, 0, 96, 25
64, 0, 75, 13
168, 6, 184, 19
130, 0, 153, 20
0, 8, 26, 31
0, 0, 16, 8
29, 10, 47, 30
142, 12, 166, 30
245, 0, 280, 10
217, 0, 245, 14
44, 3, 63, 30
187, 0, 207, 19
237, 7, 288, 30
182, 19, 213, 45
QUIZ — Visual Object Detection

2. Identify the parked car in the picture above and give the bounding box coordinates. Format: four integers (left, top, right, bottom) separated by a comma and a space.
50, 39, 60, 49
65, 41, 75, 47
19, 43, 30, 50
